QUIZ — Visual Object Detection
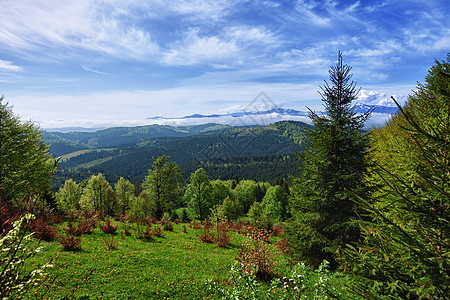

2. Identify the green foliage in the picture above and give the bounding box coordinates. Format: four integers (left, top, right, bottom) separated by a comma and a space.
0, 97, 54, 205
261, 185, 286, 223
143, 155, 184, 219
343, 53, 450, 299
80, 173, 117, 216
185, 168, 214, 220
0, 214, 54, 299
55, 179, 82, 211
208, 261, 354, 300
287, 52, 371, 268
114, 177, 135, 212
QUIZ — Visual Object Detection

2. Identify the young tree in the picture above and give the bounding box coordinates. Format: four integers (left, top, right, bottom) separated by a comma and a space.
143, 155, 184, 219
185, 168, 213, 220
343, 53, 450, 299
55, 179, 82, 211
115, 177, 135, 212
287, 52, 371, 268
80, 173, 117, 216
0, 97, 53, 206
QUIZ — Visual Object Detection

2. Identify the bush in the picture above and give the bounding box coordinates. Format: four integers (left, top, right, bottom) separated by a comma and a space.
199, 227, 215, 243
152, 226, 164, 238
99, 219, 117, 234
216, 221, 230, 248
30, 218, 57, 242
102, 235, 117, 251
0, 214, 54, 299
59, 235, 82, 251
236, 227, 277, 281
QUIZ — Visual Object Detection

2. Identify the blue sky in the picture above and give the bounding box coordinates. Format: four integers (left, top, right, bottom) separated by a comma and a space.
0, 0, 449, 128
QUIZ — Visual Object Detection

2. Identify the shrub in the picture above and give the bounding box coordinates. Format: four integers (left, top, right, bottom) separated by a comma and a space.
236, 227, 277, 281
199, 227, 215, 243
59, 235, 81, 251
76, 218, 97, 235
0, 214, 54, 299
152, 226, 164, 238
216, 221, 230, 248
180, 208, 190, 223
142, 226, 153, 240
102, 235, 117, 250
123, 225, 132, 236
30, 218, 57, 242
99, 219, 117, 234
190, 220, 202, 230
161, 220, 173, 231
63, 220, 79, 236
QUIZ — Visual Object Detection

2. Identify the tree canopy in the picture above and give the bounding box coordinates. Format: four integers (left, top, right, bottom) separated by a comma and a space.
0, 97, 53, 206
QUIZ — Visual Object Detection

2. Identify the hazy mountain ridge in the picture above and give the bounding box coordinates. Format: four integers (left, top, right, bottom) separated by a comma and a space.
48, 121, 309, 187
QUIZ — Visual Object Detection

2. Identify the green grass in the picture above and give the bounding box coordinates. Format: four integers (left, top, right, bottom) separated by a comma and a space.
26, 220, 358, 299
28, 221, 245, 300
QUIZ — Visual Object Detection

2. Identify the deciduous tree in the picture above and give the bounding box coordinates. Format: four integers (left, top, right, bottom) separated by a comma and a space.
0, 97, 53, 206
143, 155, 184, 219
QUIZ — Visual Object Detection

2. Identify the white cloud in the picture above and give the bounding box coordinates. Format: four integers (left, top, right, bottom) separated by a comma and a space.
0, 60, 22, 72
161, 26, 279, 66
0, 0, 159, 60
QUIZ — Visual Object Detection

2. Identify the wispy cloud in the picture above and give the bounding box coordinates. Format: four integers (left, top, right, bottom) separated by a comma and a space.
81, 65, 107, 75
0, 60, 22, 72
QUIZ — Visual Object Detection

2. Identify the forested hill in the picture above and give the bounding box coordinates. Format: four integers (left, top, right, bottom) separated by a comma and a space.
46, 121, 310, 187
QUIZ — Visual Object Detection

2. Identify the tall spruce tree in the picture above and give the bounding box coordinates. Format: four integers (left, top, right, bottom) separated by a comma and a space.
287, 52, 371, 268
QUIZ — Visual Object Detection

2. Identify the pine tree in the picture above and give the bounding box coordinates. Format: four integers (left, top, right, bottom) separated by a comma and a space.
286, 52, 371, 268
343, 53, 450, 299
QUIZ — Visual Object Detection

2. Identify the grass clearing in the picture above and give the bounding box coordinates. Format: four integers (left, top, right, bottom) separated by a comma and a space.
28, 221, 246, 299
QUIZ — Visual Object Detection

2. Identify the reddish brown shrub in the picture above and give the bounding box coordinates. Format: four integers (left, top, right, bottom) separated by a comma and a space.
216, 221, 231, 247
182, 225, 187, 233
0, 202, 16, 234
144, 216, 158, 226
30, 218, 57, 242
173, 218, 181, 224
236, 227, 277, 281
199, 227, 215, 243
77, 218, 97, 235
277, 237, 290, 255
272, 224, 284, 237
63, 220, 79, 236
152, 226, 164, 238
161, 220, 173, 231
190, 220, 202, 230
123, 226, 132, 236
60, 235, 81, 251
142, 226, 153, 240
99, 219, 117, 234
202, 220, 213, 230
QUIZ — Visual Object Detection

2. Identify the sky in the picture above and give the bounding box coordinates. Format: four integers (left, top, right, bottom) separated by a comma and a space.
0, 0, 449, 129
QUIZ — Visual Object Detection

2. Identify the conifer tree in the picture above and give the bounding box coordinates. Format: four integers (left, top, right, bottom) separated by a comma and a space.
287, 52, 371, 268
344, 53, 450, 299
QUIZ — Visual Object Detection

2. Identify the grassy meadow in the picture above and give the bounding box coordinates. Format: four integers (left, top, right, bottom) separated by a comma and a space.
27, 219, 266, 299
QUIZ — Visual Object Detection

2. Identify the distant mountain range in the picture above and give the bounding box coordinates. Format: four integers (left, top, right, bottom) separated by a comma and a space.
147, 104, 398, 124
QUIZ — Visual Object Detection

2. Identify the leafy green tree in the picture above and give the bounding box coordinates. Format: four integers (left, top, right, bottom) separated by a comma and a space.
0, 97, 53, 206
211, 180, 233, 206
343, 53, 450, 299
287, 52, 371, 268
115, 177, 135, 212
185, 168, 213, 220
143, 155, 184, 219
80, 173, 117, 216
261, 185, 285, 223
233, 180, 258, 214
55, 179, 82, 211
